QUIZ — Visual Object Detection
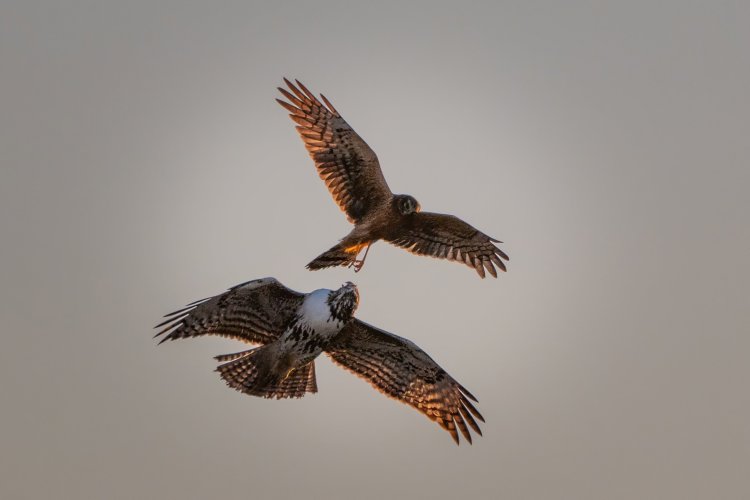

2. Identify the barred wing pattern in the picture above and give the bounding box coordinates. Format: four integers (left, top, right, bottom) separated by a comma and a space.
325, 319, 484, 444
154, 278, 304, 345
386, 212, 509, 278
276, 78, 392, 223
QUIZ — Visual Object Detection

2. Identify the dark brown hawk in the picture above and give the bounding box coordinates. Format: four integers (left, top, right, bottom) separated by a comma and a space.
155, 278, 484, 444
276, 78, 509, 278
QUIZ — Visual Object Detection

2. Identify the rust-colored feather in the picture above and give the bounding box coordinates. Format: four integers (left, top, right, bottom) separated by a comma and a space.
320, 93, 339, 115
276, 78, 509, 277
276, 78, 392, 224
325, 319, 484, 445
385, 212, 509, 278
153, 278, 304, 345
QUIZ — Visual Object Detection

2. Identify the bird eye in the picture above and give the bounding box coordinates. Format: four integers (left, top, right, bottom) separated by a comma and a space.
405, 198, 415, 213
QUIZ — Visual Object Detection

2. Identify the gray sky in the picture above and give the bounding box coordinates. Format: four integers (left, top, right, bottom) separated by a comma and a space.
1, 1, 748, 499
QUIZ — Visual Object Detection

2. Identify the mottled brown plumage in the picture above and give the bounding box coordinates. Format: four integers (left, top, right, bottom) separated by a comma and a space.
155, 278, 483, 444
277, 78, 509, 278
154, 277, 303, 346
326, 320, 484, 445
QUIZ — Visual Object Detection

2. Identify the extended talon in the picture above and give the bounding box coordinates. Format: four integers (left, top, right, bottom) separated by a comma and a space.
347, 259, 364, 272
346, 243, 371, 272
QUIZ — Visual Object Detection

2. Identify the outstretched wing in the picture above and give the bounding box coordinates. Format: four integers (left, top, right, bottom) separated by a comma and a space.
276, 78, 392, 223
325, 319, 484, 445
154, 277, 304, 346
385, 212, 509, 278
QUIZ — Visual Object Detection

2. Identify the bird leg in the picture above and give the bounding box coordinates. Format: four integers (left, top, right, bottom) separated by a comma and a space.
349, 243, 372, 272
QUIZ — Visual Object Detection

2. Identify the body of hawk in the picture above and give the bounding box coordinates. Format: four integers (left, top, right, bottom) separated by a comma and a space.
276, 78, 509, 278
155, 278, 483, 444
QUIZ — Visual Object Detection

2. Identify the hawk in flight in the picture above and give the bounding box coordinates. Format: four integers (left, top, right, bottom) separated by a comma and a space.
277, 78, 509, 278
155, 278, 483, 444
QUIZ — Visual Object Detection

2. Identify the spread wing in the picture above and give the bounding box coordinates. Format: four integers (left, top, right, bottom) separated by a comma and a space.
154, 277, 304, 346
385, 212, 509, 278
276, 78, 392, 223
325, 319, 484, 445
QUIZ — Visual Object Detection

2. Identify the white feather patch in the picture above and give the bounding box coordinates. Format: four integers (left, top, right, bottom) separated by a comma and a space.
300, 288, 345, 338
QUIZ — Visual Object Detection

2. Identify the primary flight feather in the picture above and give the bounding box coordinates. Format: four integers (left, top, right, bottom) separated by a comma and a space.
277, 78, 509, 278
155, 278, 483, 444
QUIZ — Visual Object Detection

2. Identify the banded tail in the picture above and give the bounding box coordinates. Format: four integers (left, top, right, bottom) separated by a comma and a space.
306, 241, 362, 270
215, 346, 317, 399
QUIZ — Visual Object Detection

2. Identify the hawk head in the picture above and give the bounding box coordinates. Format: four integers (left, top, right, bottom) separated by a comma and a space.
395, 194, 421, 215
327, 282, 360, 322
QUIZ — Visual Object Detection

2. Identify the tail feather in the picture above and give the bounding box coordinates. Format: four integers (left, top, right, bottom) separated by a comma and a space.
215, 346, 317, 399
276, 362, 317, 398
307, 242, 358, 270
214, 349, 255, 363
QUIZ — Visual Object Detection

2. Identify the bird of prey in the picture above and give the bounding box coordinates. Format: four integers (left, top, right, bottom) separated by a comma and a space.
155, 278, 484, 444
276, 78, 509, 278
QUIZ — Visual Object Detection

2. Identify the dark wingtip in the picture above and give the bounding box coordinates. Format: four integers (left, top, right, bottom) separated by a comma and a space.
319, 93, 339, 115
294, 79, 315, 100
450, 431, 460, 446
491, 242, 509, 263
154, 317, 176, 329
153, 324, 174, 339
459, 384, 479, 403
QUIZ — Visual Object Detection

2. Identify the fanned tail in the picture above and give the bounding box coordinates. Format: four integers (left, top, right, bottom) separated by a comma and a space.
215, 347, 317, 399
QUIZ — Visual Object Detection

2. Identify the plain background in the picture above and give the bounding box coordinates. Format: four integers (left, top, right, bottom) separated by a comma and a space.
2, 1, 748, 499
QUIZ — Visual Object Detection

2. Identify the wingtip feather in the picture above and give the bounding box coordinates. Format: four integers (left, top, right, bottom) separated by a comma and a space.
319, 93, 339, 115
